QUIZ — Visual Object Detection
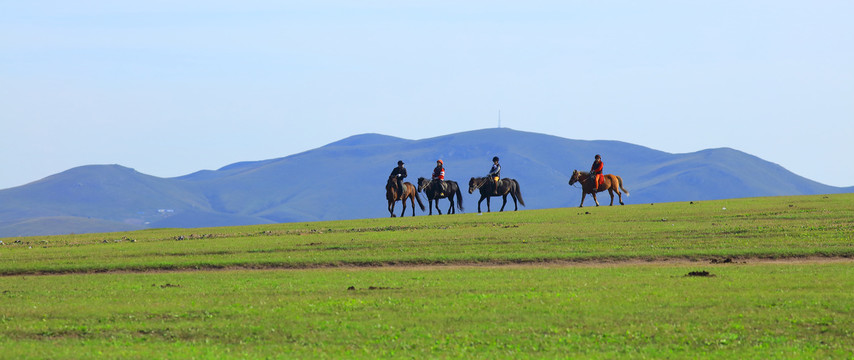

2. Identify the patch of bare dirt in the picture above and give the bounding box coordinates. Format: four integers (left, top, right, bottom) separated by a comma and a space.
6, 257, 853, 277
685, 270, 714, 277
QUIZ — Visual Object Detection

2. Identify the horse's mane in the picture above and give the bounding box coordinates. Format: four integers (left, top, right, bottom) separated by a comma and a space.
470, 176, 489, 185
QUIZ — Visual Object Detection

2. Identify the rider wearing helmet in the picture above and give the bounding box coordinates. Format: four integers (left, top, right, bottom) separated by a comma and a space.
389, 160, 407, 199
432, 159, 445, 196
589, 154, 603, 191
488, 156, 501, 195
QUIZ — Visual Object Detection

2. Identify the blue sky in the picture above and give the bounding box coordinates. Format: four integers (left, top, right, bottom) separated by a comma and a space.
2, 1, 852, 189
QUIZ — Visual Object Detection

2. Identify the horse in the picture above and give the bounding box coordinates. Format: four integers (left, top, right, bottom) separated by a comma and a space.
568, 170, 630, 207
417, 177, 464, 215
468, 176, 525, 213
386, 176, 425, 217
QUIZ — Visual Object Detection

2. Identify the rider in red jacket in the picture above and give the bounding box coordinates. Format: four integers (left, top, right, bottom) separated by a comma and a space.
589, 154, 603, 190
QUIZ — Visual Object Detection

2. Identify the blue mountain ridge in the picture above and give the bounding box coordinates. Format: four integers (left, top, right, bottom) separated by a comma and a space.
1, 128, 850, 237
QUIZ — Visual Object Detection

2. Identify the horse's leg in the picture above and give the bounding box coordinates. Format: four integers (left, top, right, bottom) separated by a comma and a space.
400, 196, 407, 217
435, 198, 442, 215
579, 192, 586, 208
427, 199, 433, 215
618, 188, 624, 205
410, 195, 416, 217
486, 196, 492, 212
608, 189, 615, 206
478, 196, 485, 213
447, 198, 453, 214
510, 192, 518, 211
592, 191, 600, 206
389, 200, 396, 217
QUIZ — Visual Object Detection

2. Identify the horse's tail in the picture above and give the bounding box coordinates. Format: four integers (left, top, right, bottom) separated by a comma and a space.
455, 185, 464, 211
413, 188, 426, 211
618, 176, 630, 196
513, 180, 526, 207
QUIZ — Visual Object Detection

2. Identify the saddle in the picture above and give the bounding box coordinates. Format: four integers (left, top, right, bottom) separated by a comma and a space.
397, 182, 406, 200
433, 180, 448, 195
586, 173, 604, 190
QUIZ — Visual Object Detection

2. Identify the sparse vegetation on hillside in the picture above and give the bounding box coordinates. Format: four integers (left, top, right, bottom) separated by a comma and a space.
1, 194, 852, 358
2, 194, 852, 275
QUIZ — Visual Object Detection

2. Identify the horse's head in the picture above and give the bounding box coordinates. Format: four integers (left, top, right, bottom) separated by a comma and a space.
387, 176, 401, 193
468, 177, 484, 194
417, 177, 428, 192
568, 170, 581, 186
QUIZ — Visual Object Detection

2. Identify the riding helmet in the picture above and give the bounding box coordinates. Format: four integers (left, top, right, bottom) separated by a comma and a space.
492, 156, 499, 162
397, 160, 404, 165
437, 159, 443, 164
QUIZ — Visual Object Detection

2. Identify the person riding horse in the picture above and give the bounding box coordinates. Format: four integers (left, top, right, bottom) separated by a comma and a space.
488, 156, 501, 195
589, 154, 603, 190
432, 159, 446, 196
389, 160, 407, 200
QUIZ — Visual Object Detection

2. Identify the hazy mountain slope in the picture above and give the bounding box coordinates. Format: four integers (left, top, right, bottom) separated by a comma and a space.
0, 165, 214, 235
632, 148, 836, 203
1, 128, 849, 237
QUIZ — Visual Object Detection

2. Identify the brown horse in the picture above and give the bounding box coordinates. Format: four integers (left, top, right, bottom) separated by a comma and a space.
386, 176, 425, 217
568, 170, 630, 207
468, 176, 525, 213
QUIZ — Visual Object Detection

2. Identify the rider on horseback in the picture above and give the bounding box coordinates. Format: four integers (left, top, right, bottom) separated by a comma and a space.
432, 159, 445, 196
488, 156, 501, 195
390, 160, 407, 200
589, 154, 603, 191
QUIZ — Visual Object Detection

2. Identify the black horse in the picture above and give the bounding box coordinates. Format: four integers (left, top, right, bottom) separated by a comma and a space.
417, 177, 464, 215
467, 177, 525, 213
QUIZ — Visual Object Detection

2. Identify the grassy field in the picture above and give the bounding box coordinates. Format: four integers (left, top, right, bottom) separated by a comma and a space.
1, 194, 852, 358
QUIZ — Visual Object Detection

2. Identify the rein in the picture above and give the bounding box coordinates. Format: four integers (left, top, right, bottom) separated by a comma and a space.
569, 172, 589, 189
470, 177, 488, 190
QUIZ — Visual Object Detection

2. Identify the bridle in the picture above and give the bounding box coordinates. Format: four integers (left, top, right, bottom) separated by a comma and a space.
568, 171, 588, 188
469, 177, 488, 190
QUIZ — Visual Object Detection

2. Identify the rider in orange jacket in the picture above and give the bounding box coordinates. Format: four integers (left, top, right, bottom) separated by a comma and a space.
432, 159, 445, 195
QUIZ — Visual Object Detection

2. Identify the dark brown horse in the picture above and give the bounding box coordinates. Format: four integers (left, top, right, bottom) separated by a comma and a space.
568, 170, 630, 207
417, 177, 464, 215
386, 176, 425, 217
468, 177, 525, 213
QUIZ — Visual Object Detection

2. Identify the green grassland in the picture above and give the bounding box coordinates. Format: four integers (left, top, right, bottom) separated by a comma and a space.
1, 194, 853, 358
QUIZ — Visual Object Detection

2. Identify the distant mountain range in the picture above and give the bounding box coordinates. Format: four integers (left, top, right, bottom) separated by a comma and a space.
1, 128, 851, 237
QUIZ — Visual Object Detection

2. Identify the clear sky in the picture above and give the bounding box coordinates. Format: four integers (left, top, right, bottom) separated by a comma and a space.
2, 1, 852, 190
